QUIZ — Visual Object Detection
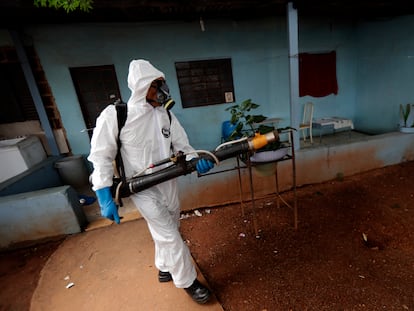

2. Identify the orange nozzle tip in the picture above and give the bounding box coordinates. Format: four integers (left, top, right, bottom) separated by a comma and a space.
251, 133, 268, 149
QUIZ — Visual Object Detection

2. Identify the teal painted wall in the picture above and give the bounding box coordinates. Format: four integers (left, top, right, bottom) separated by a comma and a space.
356, 16, 414, 133
5, 14, 412, 155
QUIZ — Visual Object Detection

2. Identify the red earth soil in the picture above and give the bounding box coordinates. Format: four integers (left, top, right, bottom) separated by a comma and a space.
1, 161, 413, 311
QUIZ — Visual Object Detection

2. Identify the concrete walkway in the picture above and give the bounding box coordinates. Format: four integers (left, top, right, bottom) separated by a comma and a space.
31, 209, 223, 311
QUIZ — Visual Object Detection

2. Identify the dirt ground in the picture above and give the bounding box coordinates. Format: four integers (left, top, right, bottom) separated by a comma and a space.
1, 161, 414, 311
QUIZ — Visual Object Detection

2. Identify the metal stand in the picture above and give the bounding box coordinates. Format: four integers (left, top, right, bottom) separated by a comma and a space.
237, 129, 298, 236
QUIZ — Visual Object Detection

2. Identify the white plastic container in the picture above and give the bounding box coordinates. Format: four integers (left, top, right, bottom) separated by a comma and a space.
0, 136, 47, 183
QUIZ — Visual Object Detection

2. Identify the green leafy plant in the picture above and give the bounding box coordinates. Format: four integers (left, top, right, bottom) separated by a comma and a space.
400, 103, 414, 127
225, 99, 281, 151
34, 0, 93, 13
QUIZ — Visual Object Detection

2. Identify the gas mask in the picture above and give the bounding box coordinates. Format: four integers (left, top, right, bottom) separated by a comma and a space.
149, 80, 175, 111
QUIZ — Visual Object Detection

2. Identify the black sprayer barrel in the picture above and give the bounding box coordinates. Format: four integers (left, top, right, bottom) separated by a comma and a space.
117, 131, 278, 199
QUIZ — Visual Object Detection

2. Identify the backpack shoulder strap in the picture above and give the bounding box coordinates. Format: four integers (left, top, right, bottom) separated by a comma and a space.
115, 101, 128, 134
113, 101, 127, 206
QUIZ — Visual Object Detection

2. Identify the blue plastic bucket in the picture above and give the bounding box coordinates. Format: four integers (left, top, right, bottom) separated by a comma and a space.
222, 121, 237, 141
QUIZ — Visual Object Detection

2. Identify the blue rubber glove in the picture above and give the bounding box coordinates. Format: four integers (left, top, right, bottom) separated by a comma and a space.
95, 187, 120, 224
196, 158, 214, 174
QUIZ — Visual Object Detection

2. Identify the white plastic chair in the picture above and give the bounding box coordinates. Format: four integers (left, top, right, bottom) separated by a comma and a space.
300, 102, 314, 144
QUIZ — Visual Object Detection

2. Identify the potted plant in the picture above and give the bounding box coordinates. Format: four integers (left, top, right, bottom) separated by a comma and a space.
399, 103, 414, 133
224, 99, 289, 170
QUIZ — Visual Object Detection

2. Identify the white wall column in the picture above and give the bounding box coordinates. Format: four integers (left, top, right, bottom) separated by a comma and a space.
287, 2, 300, 150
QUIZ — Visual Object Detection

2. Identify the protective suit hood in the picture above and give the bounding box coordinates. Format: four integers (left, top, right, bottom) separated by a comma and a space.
127, 59, 165, 107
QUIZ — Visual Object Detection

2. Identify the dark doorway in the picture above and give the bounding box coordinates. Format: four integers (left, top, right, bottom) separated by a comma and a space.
0, 63, 38, 124
70, 65, 122, 138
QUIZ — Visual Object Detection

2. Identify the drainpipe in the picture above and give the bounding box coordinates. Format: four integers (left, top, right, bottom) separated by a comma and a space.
8, 29, 60, 156
287, 2, 300, 150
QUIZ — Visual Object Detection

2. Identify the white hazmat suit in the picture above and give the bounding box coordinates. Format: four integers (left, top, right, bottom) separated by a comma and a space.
88, 59, 198, 288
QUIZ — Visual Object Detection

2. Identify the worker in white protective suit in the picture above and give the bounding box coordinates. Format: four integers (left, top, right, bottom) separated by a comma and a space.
88, 59, 215, 304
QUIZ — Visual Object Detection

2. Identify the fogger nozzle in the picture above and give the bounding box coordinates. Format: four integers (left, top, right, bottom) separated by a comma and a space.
248, 131, 279, 151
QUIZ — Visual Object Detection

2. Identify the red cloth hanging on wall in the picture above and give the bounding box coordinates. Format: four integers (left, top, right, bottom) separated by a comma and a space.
299, 51, 338, 97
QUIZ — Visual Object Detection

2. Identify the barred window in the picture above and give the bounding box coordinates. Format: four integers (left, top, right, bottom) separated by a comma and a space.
175, 58, 235, 108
